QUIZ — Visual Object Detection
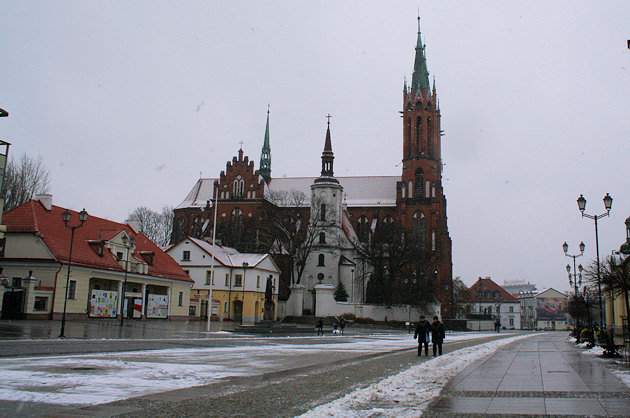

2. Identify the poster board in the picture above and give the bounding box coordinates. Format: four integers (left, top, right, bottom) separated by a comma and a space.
89, 289, 118, 318
146, 294, 168, 318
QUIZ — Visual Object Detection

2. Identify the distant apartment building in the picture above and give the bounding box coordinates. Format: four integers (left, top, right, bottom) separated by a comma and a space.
519, 288, 568, 330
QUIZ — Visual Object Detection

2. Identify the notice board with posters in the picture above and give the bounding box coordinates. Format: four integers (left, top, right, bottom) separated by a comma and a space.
89, 289, 118, 318
146, 294, 168, 318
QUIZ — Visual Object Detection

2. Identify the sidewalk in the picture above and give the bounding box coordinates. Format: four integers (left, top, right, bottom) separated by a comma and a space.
424, 332, 630, 416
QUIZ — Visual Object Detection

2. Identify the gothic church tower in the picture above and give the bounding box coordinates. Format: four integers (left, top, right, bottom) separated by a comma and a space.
398, 17, 453, 317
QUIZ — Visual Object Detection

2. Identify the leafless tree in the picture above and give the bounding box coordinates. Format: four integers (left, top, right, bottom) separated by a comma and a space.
3, 153, 51, 213
129, 205, 174, 247
451, 277, 471, 318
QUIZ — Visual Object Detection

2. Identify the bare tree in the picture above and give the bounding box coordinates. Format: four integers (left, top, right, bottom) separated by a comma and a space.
600, 254, 630, 331
451, 277, 471, 318
3, 153, 51, 213
129, 205, 174, 247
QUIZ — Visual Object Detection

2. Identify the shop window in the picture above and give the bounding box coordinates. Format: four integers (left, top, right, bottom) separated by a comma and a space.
34, 297, 48, 311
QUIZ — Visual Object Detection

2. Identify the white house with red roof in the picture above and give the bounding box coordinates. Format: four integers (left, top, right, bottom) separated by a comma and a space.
166, 237, 279, 323
0, 195, 193, 320
467, 277, 521, 329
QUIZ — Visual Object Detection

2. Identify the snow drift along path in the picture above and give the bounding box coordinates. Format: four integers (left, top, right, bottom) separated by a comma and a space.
302, 333, 536, 417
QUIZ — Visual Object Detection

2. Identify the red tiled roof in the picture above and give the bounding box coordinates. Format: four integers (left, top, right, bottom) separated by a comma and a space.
467, 278, 519, 303
3, 200, 192, 283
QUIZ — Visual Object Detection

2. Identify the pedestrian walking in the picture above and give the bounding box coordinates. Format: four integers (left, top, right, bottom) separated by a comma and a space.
414, 315, 431, 356
316, 319, 324, 336
494, 318, 501, 333
339, 318, 345, 335
431, 316, 445, 356
332, 321, 339, 334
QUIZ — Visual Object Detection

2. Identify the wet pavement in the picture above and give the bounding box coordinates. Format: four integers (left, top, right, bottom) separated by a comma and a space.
424, 332, 630, 416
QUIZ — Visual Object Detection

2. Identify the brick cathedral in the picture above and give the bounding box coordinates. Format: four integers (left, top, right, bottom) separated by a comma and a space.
172, 19, 453, 317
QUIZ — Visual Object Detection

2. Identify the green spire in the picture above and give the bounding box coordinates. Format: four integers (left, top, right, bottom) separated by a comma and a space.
411, 16, 430, 93
259, 106, 271, 182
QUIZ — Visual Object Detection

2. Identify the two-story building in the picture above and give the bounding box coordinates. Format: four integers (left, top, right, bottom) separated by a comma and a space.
467, 277, 521, 329
0, 195, 192, 320
167, 237, 279, 323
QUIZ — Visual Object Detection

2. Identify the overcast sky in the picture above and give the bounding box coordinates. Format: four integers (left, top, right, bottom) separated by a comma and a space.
2, 1, 629, 291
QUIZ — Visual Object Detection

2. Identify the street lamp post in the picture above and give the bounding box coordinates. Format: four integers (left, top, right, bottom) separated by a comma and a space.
563, 241, 585, 297
59, 208, 88, 338
577, 193, 613, 329
241, 262, 248, 324
120, 235, 135, 326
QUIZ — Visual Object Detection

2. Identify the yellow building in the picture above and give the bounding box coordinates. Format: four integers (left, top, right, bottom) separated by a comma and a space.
0, 196, 193, 320
605, 229, 629, 338
167, 237, 279, 323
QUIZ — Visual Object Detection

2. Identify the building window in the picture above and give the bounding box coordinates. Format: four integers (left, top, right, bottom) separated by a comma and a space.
416, 116, 422, 153
234, 274, 242, 287
225, 273, 230, 287
206, 270, 214, 285
189, 306, 196, 316
182, 250, 190, 261
34, 297, 48, 312
68, 280, 77, 299
233, 175, 244, 198
431, 229, 436, 252
412, 211, 426, 245
183, 270, 190, 276
319, 232, 326, 244
224, 301, 228, 313
415, 168, 424, 197
509, 306, 514, 313
117, 251, 123, 260
357, 216, 369, 241
178, 291, 183, 306
318, 254, 325, 266
509, 317, 514, 326
256, 276, 260, 288
320, 204, 326, 221
425, 180, 431, 198
408, 180, 413, 198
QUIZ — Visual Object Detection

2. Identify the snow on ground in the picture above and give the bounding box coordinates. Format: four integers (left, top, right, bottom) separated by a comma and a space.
0, 331, 513, 406
574, 340, 630, 389
301, 333, 536, 417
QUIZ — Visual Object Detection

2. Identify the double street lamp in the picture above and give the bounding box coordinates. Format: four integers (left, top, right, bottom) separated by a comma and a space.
577, 193, 613, 329
563, 241, 585, 296
120, 234, 135, 326
59, 208, 88, 338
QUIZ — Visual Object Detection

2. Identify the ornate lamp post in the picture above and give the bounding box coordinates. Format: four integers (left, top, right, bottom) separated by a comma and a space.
120, 235, 135, 326
577, 193, 612, 329
563, 241, 585, 297
59, 208, 88, 338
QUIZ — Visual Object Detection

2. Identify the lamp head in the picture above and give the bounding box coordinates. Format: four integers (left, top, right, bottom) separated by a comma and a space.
562, 242, 568, 253
577, 195, 586, 212
578, 264, 583, 272
243, 262, 249, 268
603, 193, 613, 212
579, 241, 585, 253
78, 208, 88, 223
61, 209, 71, 224
625, 217, 630, 241
566, 264, 571, 273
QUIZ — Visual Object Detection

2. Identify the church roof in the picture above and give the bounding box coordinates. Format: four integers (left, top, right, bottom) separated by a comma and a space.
176, 175, 399, 210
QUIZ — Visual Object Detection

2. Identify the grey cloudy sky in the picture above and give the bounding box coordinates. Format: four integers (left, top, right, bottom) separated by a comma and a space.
2, 1, 629, 291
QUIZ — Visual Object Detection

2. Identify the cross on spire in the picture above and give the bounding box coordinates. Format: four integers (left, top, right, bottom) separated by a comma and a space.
326, 113, 332, 126
238, 140, 244, 150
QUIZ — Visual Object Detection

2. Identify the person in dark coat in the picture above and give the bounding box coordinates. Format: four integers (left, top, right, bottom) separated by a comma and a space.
316, 319, 324, 336
431, 316, 446, 356
414, 315, 431, 356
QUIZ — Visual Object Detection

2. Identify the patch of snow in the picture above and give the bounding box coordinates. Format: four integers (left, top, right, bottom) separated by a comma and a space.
300, 334, 535, 417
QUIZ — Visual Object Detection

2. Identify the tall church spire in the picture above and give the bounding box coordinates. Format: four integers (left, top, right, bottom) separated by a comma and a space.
411, 16, 430, 93
315, 114, 338, 184
259, 106, 271, 183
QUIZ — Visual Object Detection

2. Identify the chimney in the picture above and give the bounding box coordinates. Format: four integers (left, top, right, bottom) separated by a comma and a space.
125, 219, 140, 233
35, 194, 52, 211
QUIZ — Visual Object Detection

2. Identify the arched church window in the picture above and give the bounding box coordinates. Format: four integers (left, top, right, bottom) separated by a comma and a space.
412, 211, 426, 248
191, 216, 203, 237
232, 176, 244, 198
416, 116, 422, 154
425, 180, 431, 198
431, 229, 436, 251
357, 216, 369, 241
427, 117, 433, 156
382, 216, 394, 237
318, 254, 325, 266
431, 185, 436, 198
319, 232, 326, 244
408, 180, 413, 199
415, 168, 424, 198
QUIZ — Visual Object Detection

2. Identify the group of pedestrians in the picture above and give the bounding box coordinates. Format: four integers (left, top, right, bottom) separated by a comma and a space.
315, 318, 345, 336
413, 315, 445, 356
